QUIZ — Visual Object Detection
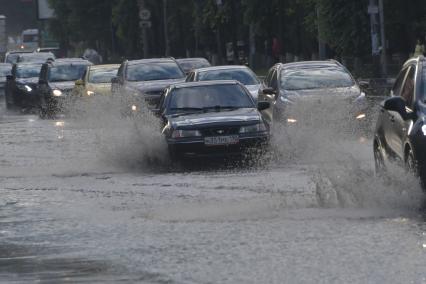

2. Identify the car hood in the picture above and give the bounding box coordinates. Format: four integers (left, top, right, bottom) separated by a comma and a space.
246, 84, 261, 100
128, 78, 185, 93
168, 108, 261, 129
87, 83, 112, 95
49, 81, 76, 91
15, 77, 39, 85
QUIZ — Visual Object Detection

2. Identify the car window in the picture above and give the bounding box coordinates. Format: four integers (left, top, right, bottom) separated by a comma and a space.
400, 66, 416, 108
16, 64, 42, 78
186, 72, 195, 82
88, 67, 118, 83
280, 67, 354, 90
126, 62, 185, 82
48, 64, 88, 82
197, 68, 259, 85
117, 64, 124, 78
392, 68, 408, 97
0, 66, 11, 76
270, 69, 278, 90
264, 68, 274, 87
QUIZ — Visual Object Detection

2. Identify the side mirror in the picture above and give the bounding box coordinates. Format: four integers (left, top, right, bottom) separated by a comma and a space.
111, 76, 120, 84
262, 88, 276, 95
258, 101, 270, 111
384, 96, 408, 119
359, 80, 370, 89
6, 75, 13, 81
75, 79, 84, 86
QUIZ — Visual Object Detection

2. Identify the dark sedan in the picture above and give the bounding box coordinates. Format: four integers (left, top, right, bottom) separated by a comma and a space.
157, 81, 270, 159
5, 62, 41, 109
373, 56, 426, 188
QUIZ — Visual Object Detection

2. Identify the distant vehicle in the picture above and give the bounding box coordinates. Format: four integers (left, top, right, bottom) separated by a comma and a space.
21, 29, 39, 51
257, 60, 368, 132
4, 50, 33, 64
186, 65, 261, 100
373, 56, 426, 188
156, 80, 270, 159
111, 57, 186, 112
73, 64, 119, 97
37, 58, 92, 118
176, 58, 211, 74
17, 52, 55, 63
0, 62, 11, 94
4, 62, 42, 109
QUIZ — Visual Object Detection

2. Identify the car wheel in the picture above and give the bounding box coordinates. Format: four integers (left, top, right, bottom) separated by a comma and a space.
373, 140, 386, 176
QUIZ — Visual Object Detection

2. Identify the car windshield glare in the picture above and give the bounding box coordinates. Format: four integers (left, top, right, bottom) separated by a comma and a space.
168, 84, 253, 113
88, 68, 118, 83
16, 65, 42, 78
48, 64, 88, 82
281, 68, 354, 91
198, 69, 259, 85
126, 62, 184, 81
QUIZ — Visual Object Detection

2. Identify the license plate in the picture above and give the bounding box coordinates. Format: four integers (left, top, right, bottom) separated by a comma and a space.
205, 135, 239, 146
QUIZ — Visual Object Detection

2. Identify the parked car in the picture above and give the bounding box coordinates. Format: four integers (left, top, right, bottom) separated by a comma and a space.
257, 60, 368, 132
176, 58, 211, 74
37, 58, 92, 118
111, 57, 186, 112
4, 62, 42, 109
4, 50, 33, 64
73, 64, 119, 97
156, 80, 270, 159
0, 63, 11, 95
373, 56, 426, 188
17, 52, 55, 63
186, 65, 261, 100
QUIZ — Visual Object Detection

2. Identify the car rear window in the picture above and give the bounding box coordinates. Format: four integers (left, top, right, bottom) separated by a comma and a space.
197, 68, 259, 86
126, 62, 185, 82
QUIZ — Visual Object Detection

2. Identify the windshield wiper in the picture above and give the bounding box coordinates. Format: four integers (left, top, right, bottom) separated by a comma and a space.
170, 107, 204, 111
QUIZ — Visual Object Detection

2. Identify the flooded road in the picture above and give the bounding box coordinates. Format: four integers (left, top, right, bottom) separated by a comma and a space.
1, 100, 426, 283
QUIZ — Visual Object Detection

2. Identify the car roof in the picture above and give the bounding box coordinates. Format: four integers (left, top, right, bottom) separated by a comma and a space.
279, 60, 343, 70
48, 58, 92, 66
170, 80, 241, 89
127, 58, 177, 66
195, 65, 249, 73
176, 58, 209, 62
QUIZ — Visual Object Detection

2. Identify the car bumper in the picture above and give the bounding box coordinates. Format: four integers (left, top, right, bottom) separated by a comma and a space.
167, 134, 269, 158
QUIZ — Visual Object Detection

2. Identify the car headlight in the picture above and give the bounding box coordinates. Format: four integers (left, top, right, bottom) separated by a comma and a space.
17, 84, 32, 92
356, 113, 366, 120
239, 123, 267, 133
172, 129, 202, 138
86, 90, 95, 96
52, 89, 63, 97
422, 125, 426, 136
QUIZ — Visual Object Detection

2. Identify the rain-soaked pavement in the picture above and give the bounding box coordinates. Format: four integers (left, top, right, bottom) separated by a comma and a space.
1, 96, 426, 283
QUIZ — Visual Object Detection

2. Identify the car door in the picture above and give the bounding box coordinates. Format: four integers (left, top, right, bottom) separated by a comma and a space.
386, 66, 414, 157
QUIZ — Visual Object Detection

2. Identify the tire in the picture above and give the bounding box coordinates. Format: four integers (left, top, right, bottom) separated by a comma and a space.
373, 141, 386, 177
405, 148, 418, 177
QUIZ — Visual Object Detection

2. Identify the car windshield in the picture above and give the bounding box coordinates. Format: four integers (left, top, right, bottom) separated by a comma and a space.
18, 53, 55, 63
0, 66, 11, 76
16, 65, 42, 78
126, 62, 185, 81
48, 64, 88, 82
168, 84, 254, 114
88, 67, 118, 83
281, 67, 354, 91
197, 68, 259, 85
5, 54, 22, 64
178, 59, 210, 73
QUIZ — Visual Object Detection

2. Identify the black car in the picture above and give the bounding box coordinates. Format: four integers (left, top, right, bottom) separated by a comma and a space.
38, 58, 92, 118
176, 57, 211, 74
0, 63, 12, 95
111, 58, 186, 112
373, 56, 426, 187
5, 62, 42, 109
257, 60, 368, 132
156, 80, 270, 159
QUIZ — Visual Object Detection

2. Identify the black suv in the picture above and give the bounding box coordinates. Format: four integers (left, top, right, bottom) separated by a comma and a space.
111, 58, 186, 111
373, 56, 426, 187
37, 58, 92, 118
